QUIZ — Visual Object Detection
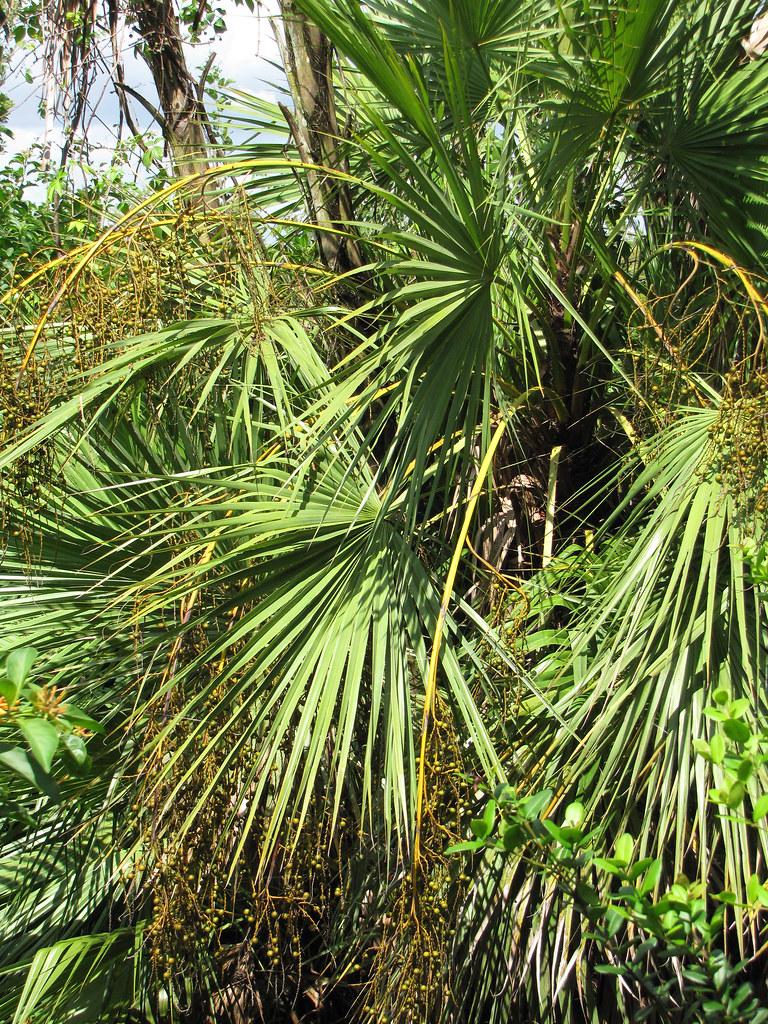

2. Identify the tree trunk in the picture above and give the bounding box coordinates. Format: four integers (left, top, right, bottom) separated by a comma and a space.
273, 0, 363, 274
130, 0, 209, 179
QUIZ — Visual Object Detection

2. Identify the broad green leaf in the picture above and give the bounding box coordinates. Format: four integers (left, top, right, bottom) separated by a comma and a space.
470, 799, 496, 840
592, 857, 624, 876
715, 890, 736, 904
0, 678, 19, 705
0, 744, 40, 786
628, 857, 654, 881
574, 881, 600, 908
729, 698, 750, 719
723, 719, 751, 744
748, 874, 763, 905
709, 733, 725, 765
61, 703, 104, 734
614, 832, 634, 865
639, 858, 662, 896
493, 784, 516, 803
541, 819, 565, 844
501, 824, 525, 852
693, 738, 711, 761
594, 965, 625, 977
725, 781, 746, 809
519, 789, 552, 821
704, 707, 727, 722
604, 908, 626, 937
61, 732, 88, 766
0, 743, 60, 798
18, 718, 59, 772
5, 647, 39, 688
752, 794, 768, 823
563, 801, 585, 828
445, 839, 482, 854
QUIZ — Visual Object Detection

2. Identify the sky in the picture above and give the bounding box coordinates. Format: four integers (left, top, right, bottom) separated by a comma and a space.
2, 0, 283, 184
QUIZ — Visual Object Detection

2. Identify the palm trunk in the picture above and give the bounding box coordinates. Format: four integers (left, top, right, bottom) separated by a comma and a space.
130, 0, 208, 179
274, 0, 363, 274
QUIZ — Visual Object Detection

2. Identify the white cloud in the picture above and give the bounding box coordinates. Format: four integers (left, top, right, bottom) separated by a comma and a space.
3, 124, 45, 159
206, 0, 282, 83
3, 0, 285, 170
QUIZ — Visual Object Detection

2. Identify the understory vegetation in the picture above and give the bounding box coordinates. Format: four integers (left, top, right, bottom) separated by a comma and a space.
1, 1, 768, 1022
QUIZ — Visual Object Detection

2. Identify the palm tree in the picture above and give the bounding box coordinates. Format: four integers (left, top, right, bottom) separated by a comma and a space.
1, 1, 767, 1021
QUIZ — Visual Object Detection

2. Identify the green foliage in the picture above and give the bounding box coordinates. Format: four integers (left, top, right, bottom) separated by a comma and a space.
0, 142, 152, 289
0, 153, 56, 282
450, 686, 768, 1019
450, 769, 768, 1022
0, 1, 767, 1023
0, 646, 101, 800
